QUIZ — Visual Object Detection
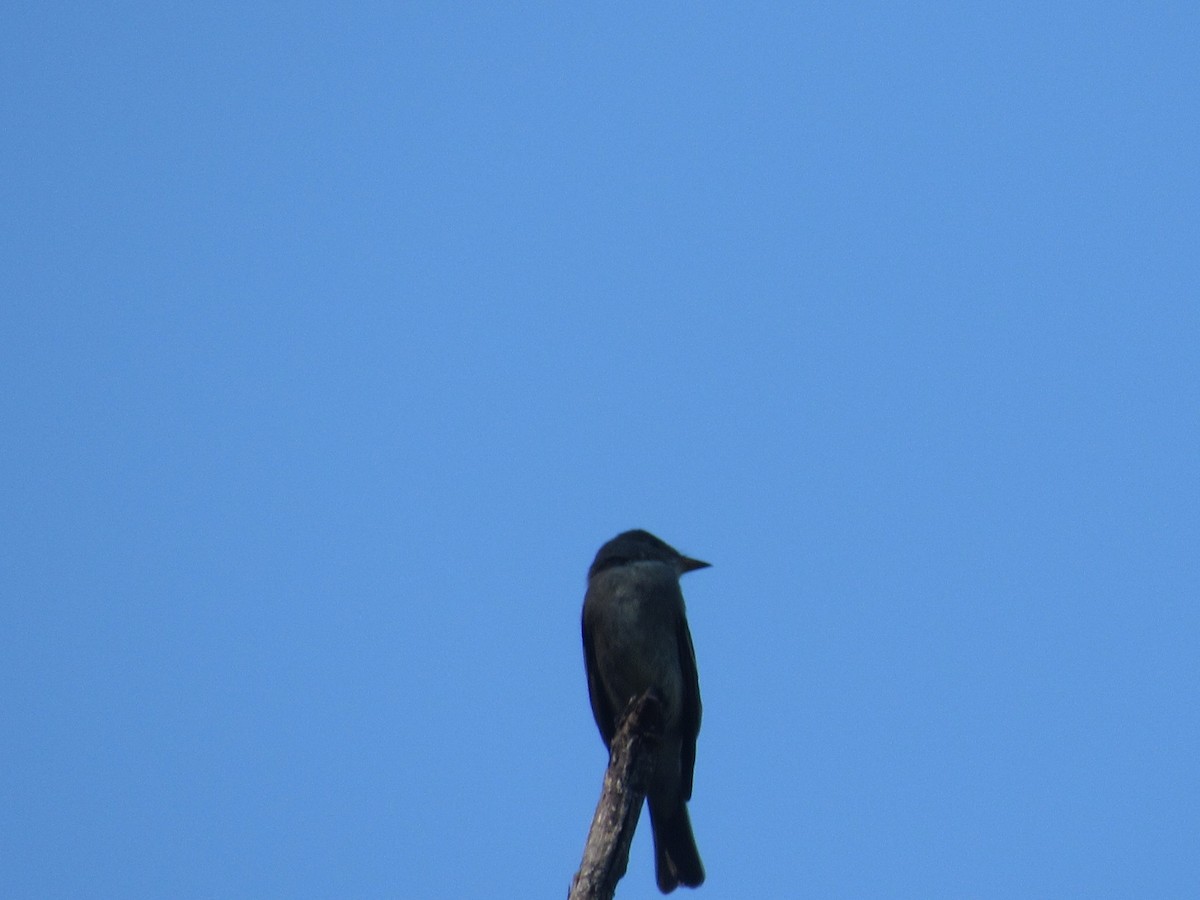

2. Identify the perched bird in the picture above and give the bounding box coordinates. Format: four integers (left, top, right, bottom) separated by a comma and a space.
581, 529, 708, 893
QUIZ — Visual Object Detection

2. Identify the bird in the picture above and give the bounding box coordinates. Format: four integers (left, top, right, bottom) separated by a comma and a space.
581, 529, 708, 893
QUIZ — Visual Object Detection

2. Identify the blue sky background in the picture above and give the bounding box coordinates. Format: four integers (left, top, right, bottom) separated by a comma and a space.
3, 4, 1197, 898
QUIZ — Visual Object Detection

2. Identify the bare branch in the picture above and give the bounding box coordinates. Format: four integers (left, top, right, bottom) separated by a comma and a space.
568, 692, 663, 900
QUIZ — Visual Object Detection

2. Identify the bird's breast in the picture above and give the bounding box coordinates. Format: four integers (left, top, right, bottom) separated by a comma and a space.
585, 564, 686, 722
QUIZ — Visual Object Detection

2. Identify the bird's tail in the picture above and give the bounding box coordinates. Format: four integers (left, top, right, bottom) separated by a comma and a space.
648, 800, 705, 893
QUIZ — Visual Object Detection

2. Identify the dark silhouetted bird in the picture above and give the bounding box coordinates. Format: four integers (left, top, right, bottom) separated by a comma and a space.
582, 529, 708, 893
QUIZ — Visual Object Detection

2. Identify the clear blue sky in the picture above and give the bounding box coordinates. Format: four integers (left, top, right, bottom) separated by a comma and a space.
3, 4, 1197, 898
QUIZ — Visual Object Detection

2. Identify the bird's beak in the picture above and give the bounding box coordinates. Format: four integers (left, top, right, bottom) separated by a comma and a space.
679, 556, 711, 573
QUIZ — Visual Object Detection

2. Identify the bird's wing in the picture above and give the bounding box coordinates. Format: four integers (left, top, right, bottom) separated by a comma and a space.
677, 611, 702, 801
582, 613, 617, 748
